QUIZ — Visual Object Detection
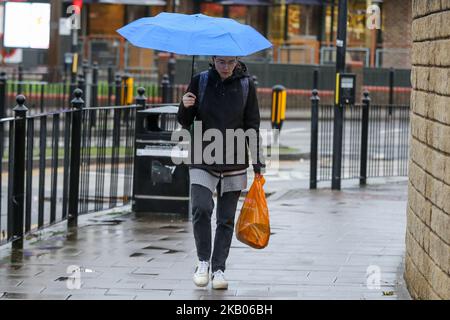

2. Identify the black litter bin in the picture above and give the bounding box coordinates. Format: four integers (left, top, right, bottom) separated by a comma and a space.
133, 105, 190, 215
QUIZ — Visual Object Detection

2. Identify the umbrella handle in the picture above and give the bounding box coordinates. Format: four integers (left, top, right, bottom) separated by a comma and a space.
191, 56, 196, 81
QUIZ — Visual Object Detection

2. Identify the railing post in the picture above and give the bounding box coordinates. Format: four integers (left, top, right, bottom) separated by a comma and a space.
11, 95, 28, 249
310, 89, 320, 190
17, 65, 23, 95
360, 90, 370, 186
161, 74, 170, 103
91, 62, 99, 127
313, 68, 319, 90
388, 67, 394, 116
115, 74, 122, 106
91, 62, 99, 108
135, 87, 147, 112
82, 60, 90, 107
0, 72, 6, 160
389, 67, 394, 105
0, 72, 7, 120
132, 87, 147, 211
68, 89, 84, 228
107, 63, 114, 106
77, 74, 86, 101
39, 84, 45, 113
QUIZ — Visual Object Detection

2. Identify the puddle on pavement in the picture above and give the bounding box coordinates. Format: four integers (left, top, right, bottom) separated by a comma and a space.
87, 218, 125, 225
142, 245, 182, 254
129, 253, 146, 257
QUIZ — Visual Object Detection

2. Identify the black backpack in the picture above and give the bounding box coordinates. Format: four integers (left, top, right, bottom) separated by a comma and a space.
197, 70, 249, 111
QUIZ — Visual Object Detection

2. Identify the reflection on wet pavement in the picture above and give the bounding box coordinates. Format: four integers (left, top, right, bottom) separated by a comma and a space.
0, 181, 410, 300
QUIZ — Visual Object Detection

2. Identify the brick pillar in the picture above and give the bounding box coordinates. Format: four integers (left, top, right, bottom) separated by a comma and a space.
405, 0, 450, 300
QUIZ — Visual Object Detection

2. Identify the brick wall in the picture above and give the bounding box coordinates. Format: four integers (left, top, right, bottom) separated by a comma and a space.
382, 0, 413, 68
406, 0, 450, 300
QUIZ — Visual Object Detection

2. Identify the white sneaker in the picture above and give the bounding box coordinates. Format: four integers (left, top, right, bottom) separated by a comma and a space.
193, 261, 210, 287
211, 270, 228, 290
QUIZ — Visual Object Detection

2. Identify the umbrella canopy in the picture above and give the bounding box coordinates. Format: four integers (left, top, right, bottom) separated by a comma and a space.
116, 12, 272, 57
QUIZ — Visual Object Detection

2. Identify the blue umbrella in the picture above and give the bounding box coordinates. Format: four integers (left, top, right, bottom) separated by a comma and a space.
117, 12, 272, 57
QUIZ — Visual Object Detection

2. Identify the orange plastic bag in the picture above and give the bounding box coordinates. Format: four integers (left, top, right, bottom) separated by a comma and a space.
235, 175, 270, 249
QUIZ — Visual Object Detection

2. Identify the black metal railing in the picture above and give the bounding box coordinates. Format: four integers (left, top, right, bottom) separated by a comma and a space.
0, 88, 147, 248
0, 71, 187, 119
310, 91, 410, 189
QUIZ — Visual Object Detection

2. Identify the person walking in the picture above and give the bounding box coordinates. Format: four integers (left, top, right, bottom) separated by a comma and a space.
177, 56, 264, 290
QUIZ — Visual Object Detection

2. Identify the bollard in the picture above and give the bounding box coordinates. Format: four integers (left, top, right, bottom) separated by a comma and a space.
309, 89, 320, 190
11, 95, 28, 249
271, 85, 286, 145
161, 74, 171, 103
122, 74, 134, 105
360, 91, 371, 186
68, 89, 84, 228
122, 74, 133, 122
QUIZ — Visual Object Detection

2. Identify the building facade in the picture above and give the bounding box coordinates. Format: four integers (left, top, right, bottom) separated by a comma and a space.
75, 0, 412, 68
406, 0, 450, 299
0, 0, 413, 78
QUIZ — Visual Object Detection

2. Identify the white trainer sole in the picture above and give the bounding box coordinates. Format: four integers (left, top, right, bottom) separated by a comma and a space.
193, 275, 209, 287
212, 281, 228, 290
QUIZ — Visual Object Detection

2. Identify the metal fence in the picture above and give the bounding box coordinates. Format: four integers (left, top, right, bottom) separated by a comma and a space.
376, 48, 411, 69
310, 91, 410, 188
277, 45, 316, 65
0, 69, 189, 119
0, 89, 146, 248
320, 47, 371, 67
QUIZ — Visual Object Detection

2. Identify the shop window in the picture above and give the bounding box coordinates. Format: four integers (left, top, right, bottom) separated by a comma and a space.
268, 5, 284, 42
89, 4, 124, 35
201, 3, 223, 17
288, 5, 301, 38
324, 0, 373, 47
229, 6, 247, 24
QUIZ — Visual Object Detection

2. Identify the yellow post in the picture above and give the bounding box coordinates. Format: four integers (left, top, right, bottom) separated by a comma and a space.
271, 85, 287, 130
126, 77, 134, 104
72, 53, 78, 74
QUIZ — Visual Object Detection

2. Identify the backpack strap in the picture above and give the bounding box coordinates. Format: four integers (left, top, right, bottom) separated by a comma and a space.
240, 77, 249, 107
199, 71, 249, 108
198, 71, 209, 109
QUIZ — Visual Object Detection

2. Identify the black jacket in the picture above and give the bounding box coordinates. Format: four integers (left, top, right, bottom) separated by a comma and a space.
177, 62, 265, 173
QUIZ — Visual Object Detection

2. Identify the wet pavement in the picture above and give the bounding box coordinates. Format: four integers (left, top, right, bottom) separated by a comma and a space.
0, 175, 411, 300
